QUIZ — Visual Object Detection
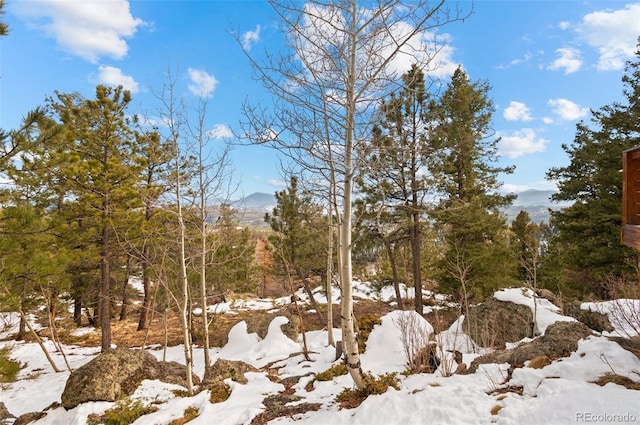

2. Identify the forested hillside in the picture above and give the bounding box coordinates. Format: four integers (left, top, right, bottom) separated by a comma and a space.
1, 2, 640, 419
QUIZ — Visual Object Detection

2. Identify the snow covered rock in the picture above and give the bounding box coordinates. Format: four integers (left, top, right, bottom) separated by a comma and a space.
463, 297, 533, 348
468, 320, 593, 373
202, 359, 257, 386
61, 348, 198, 409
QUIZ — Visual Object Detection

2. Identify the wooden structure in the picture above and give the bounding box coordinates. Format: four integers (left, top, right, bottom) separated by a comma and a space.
622, 145, 640, 250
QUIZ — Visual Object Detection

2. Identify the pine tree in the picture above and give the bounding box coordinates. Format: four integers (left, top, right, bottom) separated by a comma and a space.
47, 85, 144, 350
510, 210, 540, 286
209, 204, 255, 294
430, 67, 517, 301
0, 1, 8, 37
545, 41, 640, 298
358, 64, 434, 314
265, 176, 328, 318
0, 202, 68, 339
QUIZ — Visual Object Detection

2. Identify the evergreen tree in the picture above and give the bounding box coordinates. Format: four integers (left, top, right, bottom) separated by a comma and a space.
209, 204, 255, 293
47, 85, 144, 350
545, 42, 640, 298
265, 176, 327, 316
430, 67, 517, 301
0, 1, 8, 37
0, 203, 68, 339
510, 210, 540, 286
358, 64, 435, 314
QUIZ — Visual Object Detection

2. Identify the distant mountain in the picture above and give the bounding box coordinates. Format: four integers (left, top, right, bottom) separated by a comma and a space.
227, 193, 276, 227
233, 192, 276, 212
228, 190, 566, 227
512, 189, 556, 206
504, 189, 569, 223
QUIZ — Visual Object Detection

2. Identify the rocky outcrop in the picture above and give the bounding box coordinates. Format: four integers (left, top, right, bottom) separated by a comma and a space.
13, 412, 46, 425
0, 402, 15, 424
202, 358, 257, 387
61, 348, 199, 409
468, 320, 593, 373
564, 302, 614, 332
463, 297, 534, 349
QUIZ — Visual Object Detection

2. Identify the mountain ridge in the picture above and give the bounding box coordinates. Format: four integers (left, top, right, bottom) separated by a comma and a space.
230, 189, 567, 225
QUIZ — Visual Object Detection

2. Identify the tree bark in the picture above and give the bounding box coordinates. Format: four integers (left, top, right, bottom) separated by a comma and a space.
100, 211, 111, 351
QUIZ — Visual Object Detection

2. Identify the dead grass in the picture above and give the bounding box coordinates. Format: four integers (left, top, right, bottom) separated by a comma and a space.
27, 284, 398, 354
491, 405, 503, 415
593, 373, 640, 391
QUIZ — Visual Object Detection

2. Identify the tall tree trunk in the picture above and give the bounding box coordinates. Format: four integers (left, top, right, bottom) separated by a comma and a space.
410, 209, 423, 315
120, 255, 132, 321
100, 214, 111, 351
199, 180, 211, 375
178, 209, 194, 394
73, 292, 82, 327
326, 214, 335, 346
384, 241, 403, 310
340, 0, 364, 389
138, 204, 154, 331
137, 255, 152, 330
16, 295, 27, 341
176, 163, 194, 394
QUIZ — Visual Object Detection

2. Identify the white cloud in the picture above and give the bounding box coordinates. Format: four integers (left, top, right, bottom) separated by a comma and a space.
498, 128, 548, 158
548, 98, 588, 121
548, 47, 582, 74
267, 178, 287, 188
242, 25, 261, 51
92, 66, 139, 93
501, 180, 559, 194
558, 21, 571, 30
509, 52, 533, 66
208, 124, 233, 140
11, 0, 144, 63
297, 3, 458, 84
578, 3, 640, 71
383, 23, 458, 78
504, 101, 533, 122
542, 117, 554, 124
187, 68, 218, 98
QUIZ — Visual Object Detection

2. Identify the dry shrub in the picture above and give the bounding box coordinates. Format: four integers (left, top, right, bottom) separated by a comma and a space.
168, 406, 200, 425
593, 373, 640, 391
86, 399, 158, 425
357, 314, 382, 353
584, 276, 640, 338
392, 311, 433, 373
209, 381, 232, 403
527, 355, 551, 369
336, 373, 399, 409
491, 405, 503, 415
314, 363, 348, 382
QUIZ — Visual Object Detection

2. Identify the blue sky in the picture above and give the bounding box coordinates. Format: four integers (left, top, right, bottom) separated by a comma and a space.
1, 1, 639, 197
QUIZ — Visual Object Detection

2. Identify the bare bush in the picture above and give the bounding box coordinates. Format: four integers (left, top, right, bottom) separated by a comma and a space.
583, 275, 640, 338
585, 299, 640, 338
392, 311, 434, 372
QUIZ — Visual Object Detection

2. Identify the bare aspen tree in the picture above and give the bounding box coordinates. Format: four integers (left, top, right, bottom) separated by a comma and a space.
241, 0, 465, 388
152, 73, 195, 394
185, 97, 233, 376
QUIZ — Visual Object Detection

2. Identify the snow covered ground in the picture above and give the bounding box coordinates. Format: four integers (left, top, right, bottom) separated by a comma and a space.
1, 284, 639, 425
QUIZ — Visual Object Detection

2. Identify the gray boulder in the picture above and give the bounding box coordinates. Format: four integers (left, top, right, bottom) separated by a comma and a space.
0, 402, 15, 424
61, 348, 199, 409
463, 297, 534, 348
202, 358, 257, 387
468, 320, 593, 373
564, 302, 614, 333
